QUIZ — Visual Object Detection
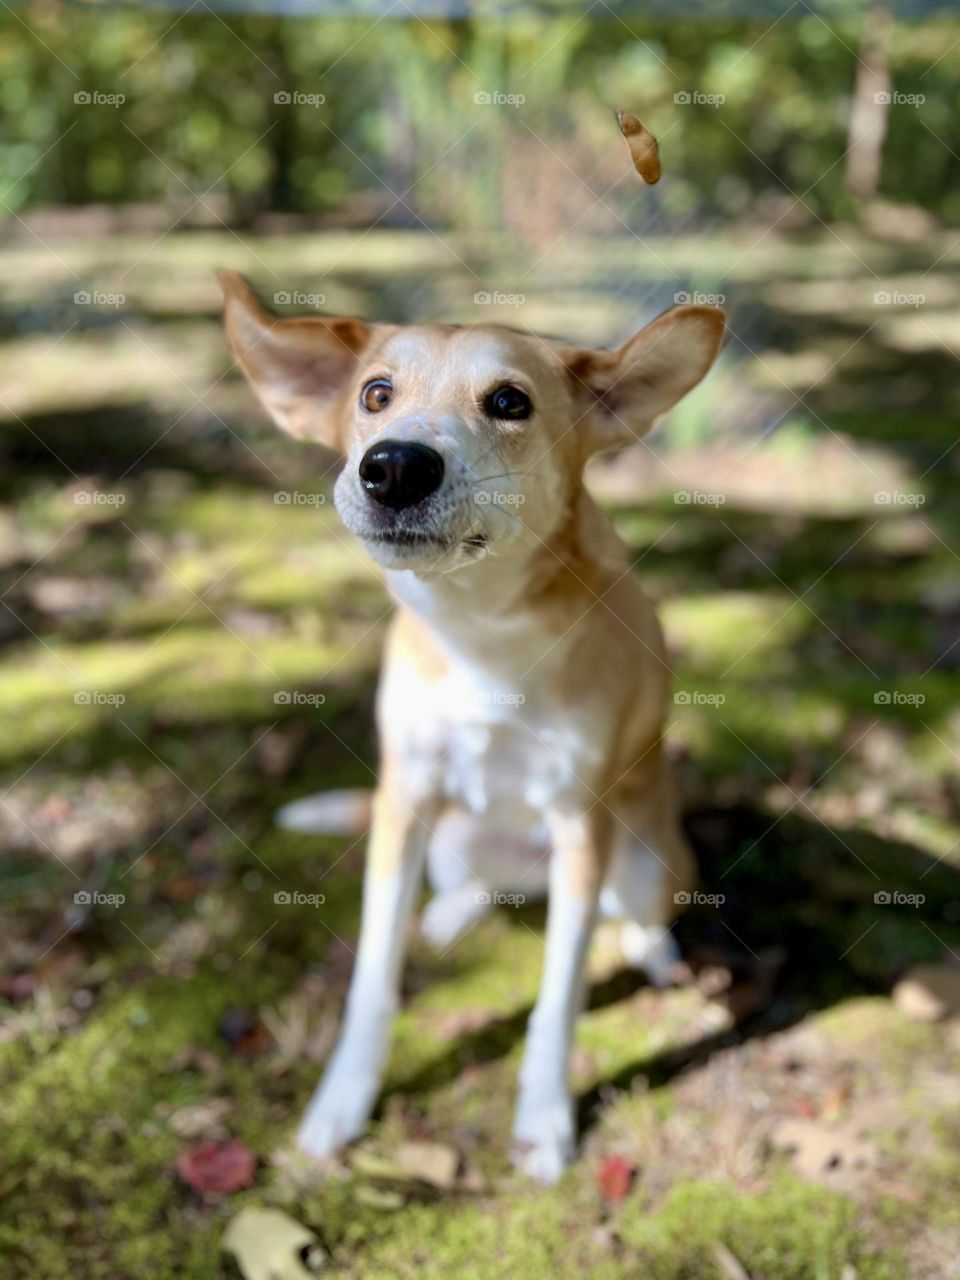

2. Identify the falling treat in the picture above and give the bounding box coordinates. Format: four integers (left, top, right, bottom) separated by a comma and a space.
617, 110, 660, 184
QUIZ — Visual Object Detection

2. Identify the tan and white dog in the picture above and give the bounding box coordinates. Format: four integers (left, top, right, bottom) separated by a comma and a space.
221, 271, 724, 1181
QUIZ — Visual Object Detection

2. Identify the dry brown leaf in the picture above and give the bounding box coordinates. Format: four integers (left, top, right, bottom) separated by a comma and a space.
617, 110, 661, 184
395, 1141, 459, 1190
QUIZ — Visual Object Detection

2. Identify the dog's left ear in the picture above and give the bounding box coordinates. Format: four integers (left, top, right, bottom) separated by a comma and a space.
561, 304, 725, 456
219, 270, 374, 449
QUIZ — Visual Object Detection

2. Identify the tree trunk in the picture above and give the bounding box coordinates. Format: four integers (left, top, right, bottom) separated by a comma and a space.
845, 2, 893, 203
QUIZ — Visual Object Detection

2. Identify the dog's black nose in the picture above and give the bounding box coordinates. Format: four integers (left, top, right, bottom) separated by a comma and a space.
358, 440, 445, 510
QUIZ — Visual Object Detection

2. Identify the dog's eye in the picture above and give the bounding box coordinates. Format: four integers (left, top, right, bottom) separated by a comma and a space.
361, 378, 393, 413
485, 385, 532, 421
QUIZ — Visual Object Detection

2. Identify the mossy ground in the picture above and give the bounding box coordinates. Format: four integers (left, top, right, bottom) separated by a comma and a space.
1, 224, 959, 1278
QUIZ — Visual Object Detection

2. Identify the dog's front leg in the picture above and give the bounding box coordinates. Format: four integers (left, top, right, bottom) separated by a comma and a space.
513, 807, 609, 1183
297, 778, 434, 1159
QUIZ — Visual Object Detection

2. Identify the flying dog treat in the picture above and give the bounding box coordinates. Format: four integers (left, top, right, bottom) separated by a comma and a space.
617, 110, 660, 184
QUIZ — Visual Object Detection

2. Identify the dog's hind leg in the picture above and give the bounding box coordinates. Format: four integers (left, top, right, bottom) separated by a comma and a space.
421, 809, 493, 948
601, 755, 696, 987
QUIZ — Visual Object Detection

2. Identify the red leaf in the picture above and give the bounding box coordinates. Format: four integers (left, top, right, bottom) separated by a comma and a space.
597, 1154, 636, 1204
176, 1139, 256, 1194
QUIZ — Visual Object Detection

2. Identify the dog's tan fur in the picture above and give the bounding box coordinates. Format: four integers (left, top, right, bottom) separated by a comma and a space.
221, 270, 724, 1179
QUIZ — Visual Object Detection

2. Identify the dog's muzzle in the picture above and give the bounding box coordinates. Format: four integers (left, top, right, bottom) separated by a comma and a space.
358, 439, 445, 511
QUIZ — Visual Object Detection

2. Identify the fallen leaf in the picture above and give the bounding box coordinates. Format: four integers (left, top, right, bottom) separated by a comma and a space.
395, 1141, 459, 1190
0, 973, 35, 1002
597, 1154, 636, 1204
219, 1007, 272, 1055
617, 110, 660, 184
168, 1097, 232, 1140
177, 1138, 256, 1194
223, 1205, 325, 1279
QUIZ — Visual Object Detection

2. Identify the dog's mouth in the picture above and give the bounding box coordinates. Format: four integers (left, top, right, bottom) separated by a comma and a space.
360, 528, 490, 561
366, 530, 451, 549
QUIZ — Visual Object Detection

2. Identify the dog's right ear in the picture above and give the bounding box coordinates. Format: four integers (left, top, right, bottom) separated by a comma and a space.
219, 270, 373, 449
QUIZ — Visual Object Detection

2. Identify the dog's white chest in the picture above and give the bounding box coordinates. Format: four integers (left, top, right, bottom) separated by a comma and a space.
430, 668, 593, 827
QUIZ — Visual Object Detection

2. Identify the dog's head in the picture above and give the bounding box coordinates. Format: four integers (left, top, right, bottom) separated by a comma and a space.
221, 272, 724, 573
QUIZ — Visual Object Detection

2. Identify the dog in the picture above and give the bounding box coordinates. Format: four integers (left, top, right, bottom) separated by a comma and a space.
220, 270, 724, 1181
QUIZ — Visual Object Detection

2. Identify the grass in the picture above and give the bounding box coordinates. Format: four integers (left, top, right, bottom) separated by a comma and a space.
1, 221, 959, 1278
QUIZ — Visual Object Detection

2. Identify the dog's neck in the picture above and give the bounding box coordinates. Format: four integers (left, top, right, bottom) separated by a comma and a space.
384, 485, 627, 659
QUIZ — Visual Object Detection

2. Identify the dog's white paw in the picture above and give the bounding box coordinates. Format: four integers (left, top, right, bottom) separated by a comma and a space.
420, 883, 491, 949
620, 922, 681, 987
512, 1093, 576, 1184
296, 1065, 379, 1159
